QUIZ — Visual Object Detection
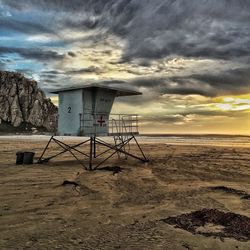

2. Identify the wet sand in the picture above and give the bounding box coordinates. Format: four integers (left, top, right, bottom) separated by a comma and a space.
0, 137, 250, 249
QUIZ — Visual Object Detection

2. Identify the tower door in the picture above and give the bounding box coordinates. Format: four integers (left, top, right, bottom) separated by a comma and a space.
58, 90, 83, 136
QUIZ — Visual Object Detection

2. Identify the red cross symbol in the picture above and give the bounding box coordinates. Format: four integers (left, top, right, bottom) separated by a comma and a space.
97, 115, 106, 127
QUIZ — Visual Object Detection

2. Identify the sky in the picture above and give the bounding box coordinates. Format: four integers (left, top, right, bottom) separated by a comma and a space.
0, 0, 249, 135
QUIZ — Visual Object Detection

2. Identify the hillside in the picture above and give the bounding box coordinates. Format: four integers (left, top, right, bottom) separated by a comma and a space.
0, 71, 57, 133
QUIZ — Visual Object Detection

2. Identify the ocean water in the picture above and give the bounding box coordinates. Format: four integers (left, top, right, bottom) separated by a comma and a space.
139, 135, 250, 148
0, 134, 249, 148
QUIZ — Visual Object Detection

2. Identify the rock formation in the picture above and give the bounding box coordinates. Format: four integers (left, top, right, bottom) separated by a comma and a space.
0, 71, 57, 132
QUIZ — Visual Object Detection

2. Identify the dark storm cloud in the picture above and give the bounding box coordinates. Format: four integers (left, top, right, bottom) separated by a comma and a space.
1, 0, 250, 61
128, 76, 206, 95
41, 67, 102, 76
125, 65, 250, 97
0, 47, 65, 61
41, 70, 62, 75
191, 68, 250, 88
0, 17, 54, 34
67, 52, 76, 57
164, 85, 214, 97
117, 0, 250, 62
67, 66, 101, 75
64, 18, 100, 30
1, 0, 250, 101
94, 79, 127, 86
0, 0, 87, 12
179, 67, 250, 96
130, 77, 166, 88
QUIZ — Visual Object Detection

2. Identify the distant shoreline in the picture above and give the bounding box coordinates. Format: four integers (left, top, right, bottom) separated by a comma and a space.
0, 133, 249, 138
140, 133, 250, 138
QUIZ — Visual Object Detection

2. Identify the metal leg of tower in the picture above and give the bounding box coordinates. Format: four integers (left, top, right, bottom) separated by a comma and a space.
113, 135, 121, 159
93, 136, 96, 158
89, 137, 93, 171
37, 136, 54, 163
132, 135, 149, 162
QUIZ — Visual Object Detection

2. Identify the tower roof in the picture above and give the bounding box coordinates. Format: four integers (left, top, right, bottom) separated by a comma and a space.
50, 84, 141, 97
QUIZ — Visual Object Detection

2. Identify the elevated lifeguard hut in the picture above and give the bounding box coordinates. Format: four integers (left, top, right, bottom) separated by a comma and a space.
38, 84, 148, 170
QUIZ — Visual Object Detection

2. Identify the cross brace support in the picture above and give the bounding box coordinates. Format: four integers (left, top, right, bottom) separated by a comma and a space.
37, 135, 148, 170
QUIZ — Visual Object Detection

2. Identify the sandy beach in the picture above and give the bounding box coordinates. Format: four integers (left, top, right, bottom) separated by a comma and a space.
0, 136, 250, 249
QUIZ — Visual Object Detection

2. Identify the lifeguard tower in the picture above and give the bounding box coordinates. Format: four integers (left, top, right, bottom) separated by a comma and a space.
38, 84, 148, 170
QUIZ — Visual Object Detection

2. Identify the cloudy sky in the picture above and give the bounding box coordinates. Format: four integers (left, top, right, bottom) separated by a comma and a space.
0, 0, 249, 134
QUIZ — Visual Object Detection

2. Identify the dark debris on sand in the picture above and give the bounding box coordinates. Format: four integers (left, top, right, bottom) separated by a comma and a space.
161, 209, 250, 241
241, 195, 250, 200
60, 180, 96, 196
209, 186, 250, 200
209, 186, 248, 196
98, 166, 123, 175
61, 180, 79, 187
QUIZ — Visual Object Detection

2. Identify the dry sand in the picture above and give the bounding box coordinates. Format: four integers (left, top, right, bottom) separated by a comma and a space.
0, 137, 250, 249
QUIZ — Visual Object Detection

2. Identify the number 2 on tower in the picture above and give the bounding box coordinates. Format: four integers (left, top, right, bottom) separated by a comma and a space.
68, 107, 71, 113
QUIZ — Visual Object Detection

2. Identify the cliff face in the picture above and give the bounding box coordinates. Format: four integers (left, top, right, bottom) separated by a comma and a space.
0, 71, 58, 132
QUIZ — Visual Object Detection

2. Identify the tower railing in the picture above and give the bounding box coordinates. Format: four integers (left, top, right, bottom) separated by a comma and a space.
108, 114, 139, 135
79, 113, 139, 136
